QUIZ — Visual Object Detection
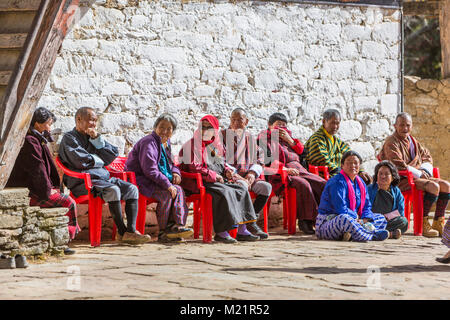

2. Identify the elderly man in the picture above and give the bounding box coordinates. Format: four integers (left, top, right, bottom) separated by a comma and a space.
378, 112, 450, 238
58, 107, 151, 244
220, 108, 272, 239
305, 109, 372, 184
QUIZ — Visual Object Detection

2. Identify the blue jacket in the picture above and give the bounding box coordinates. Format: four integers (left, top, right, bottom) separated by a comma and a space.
367, 183, 405, 216
318, 173, 375, 221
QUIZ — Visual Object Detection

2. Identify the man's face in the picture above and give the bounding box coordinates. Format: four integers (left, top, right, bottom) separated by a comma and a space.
76, 109, 98, 134
269, 120, 287, 130
230, 112, 248, 131
323, 116, 340, 136
394, 116, 412, 139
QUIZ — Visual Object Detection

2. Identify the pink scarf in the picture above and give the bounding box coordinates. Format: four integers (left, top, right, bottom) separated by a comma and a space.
340, 170, 366, 217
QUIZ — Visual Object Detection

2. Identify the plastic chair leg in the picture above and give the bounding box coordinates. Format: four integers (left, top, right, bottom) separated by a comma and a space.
288, 188, 297, 235
229, 228, 237, 238
136, 196, 147, 234
203, 194, 213, 243
263, 204, 269, 233
283, 194, 288, 230
413, 189, 424, 236
112, 223, 117, 240
193, 201, 200, 239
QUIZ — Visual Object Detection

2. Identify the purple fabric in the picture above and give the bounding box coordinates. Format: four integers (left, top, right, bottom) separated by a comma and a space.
408, 135, 416, 160
149, 184, 188, 230
125, 131, 180, 198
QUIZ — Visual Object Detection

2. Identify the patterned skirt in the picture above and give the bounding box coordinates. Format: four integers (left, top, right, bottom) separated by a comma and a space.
442, 219, 450, 249
30, 191, 80, 240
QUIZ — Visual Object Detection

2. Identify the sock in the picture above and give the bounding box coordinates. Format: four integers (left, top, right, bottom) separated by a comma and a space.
253, 195, 269, 215
125, 199, 138, 233
423, 192, 438, 217
237, 224, 252, 236
435, 192, 450, 219
217, 231, 230, 238
108, 201, 127, 235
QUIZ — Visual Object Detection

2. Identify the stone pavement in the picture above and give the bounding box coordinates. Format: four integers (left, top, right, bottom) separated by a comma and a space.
1, 223, 449, 300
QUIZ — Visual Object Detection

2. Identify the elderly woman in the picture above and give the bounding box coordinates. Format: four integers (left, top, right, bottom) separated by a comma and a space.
179, 115, 259, 243
316, 151, 389, 242
368, 160, 408, 239
257, 112, 326, 234
125, 113, 193, 242
7, 107, 79, 254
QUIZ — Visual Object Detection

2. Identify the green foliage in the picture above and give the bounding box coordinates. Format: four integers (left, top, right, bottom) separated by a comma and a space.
404, 16, 442, 79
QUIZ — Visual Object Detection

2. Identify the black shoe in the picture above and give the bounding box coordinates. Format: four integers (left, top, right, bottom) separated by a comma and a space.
436, 256, 450, 264
64, 248, 76, 255
214, 234, 238, 244
158, 233, 183, 243
247, 223, 269, 239
236, 233, 260, 242
298, 220, 315, 235
165, 226, 194, 239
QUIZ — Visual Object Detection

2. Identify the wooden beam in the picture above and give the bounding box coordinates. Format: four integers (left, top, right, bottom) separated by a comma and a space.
440, 0, 450, 78
0, 0, 41, 11
403, 1, 440, 16
0, 0, 80, 189
0, 71, 12, 86
0, 33, 28, 49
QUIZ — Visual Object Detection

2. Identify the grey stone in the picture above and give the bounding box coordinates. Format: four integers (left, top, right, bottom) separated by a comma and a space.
0, 214, 23, 229
0, 188, 30, 208
20, 231, 50, 244
39, 216, 70, 230
36, 208, 69, 219
51, 228, 70, 247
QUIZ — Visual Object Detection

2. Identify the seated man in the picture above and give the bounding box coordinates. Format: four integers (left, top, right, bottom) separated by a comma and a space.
58, 107, 150, 244
221, 108, 272, 239
305, 109, 372, 184
378, 112, 450, 238
257, 112, 326, 234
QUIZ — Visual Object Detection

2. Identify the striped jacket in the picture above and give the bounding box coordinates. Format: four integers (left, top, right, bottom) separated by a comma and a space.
305, 126, 350, 176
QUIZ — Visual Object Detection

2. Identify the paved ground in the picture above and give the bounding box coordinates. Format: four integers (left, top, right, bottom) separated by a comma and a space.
1, 222, 449, 300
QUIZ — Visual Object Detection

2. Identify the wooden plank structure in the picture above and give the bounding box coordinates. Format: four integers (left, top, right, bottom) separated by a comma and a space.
404, 0, 450, 78
0, 0, 80, 189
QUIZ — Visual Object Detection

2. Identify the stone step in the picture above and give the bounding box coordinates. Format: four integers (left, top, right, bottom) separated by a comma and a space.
0, 70, 12, 86
0, 0, 41, 11
0, 188, 30, 208
0, 33, 27, 49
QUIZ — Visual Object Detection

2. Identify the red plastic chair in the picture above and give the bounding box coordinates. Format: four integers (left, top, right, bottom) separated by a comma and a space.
56, 156, 105, 247
308, 165, 330, 180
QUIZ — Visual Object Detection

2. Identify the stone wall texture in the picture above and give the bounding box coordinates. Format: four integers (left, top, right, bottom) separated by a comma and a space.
38, 0, 402, 176
404, 76, 450, 180
0, 188, 69, 257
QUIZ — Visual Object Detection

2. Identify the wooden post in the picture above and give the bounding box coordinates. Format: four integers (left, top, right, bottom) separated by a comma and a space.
440, 0, 450, 78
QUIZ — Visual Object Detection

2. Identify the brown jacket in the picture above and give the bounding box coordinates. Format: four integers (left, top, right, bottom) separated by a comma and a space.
378, 131, 433, 190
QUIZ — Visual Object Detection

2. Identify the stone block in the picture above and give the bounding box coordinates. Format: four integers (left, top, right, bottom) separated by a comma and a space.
416, 79, 441, 93
380, 94, 399, 115
0, 188, 30, 208
337, 120, 362, 141
0, 228, 22, 237
193, 85, 216, 97
51, 227, 70, 247
354, 96, 378, 111
342, 25, 371, 41
348, 142, 375, 161
20, 231, 50, 244
39, 216, 70, 230
372, 22, 400, 46
36, 208, 69, 219
254, 70, 281, 91
101, 81, 132, 96
361, 41, 386, 61
138, 45, 187, 64
16, 242, 49, 256
224, 71, 248, 87
0, 214, 23, 229
365, 118, 390, 138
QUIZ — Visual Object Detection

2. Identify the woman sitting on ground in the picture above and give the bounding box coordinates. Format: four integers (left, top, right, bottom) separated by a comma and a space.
316, 151, 389, 242
367, 160, 408, 239
179, 115, 259, 243
125, 113, 193, 242
257, 112, 326, 234
7, 107, 80, 254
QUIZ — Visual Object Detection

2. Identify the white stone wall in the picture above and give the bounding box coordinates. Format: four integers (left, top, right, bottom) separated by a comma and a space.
39, 0, 402, 175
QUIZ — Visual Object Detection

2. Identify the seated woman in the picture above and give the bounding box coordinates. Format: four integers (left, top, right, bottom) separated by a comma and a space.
179, 115, 259, 243
125, 113, 193, 242
368, 160, 408, 239
6, 107, 80, 254
257, 112, 326, 234
316, 151, 389, 242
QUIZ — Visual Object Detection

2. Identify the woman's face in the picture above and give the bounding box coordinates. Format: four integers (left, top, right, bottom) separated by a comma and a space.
269, 120, 287, 130
377, 166, 393, 187
201, 120, 215, 141
34, 118, 53, 134
342, 155, 360, 178
155, 119, 174, 143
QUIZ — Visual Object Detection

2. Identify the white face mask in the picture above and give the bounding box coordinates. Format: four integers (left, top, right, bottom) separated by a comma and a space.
202, 129, 215, 141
